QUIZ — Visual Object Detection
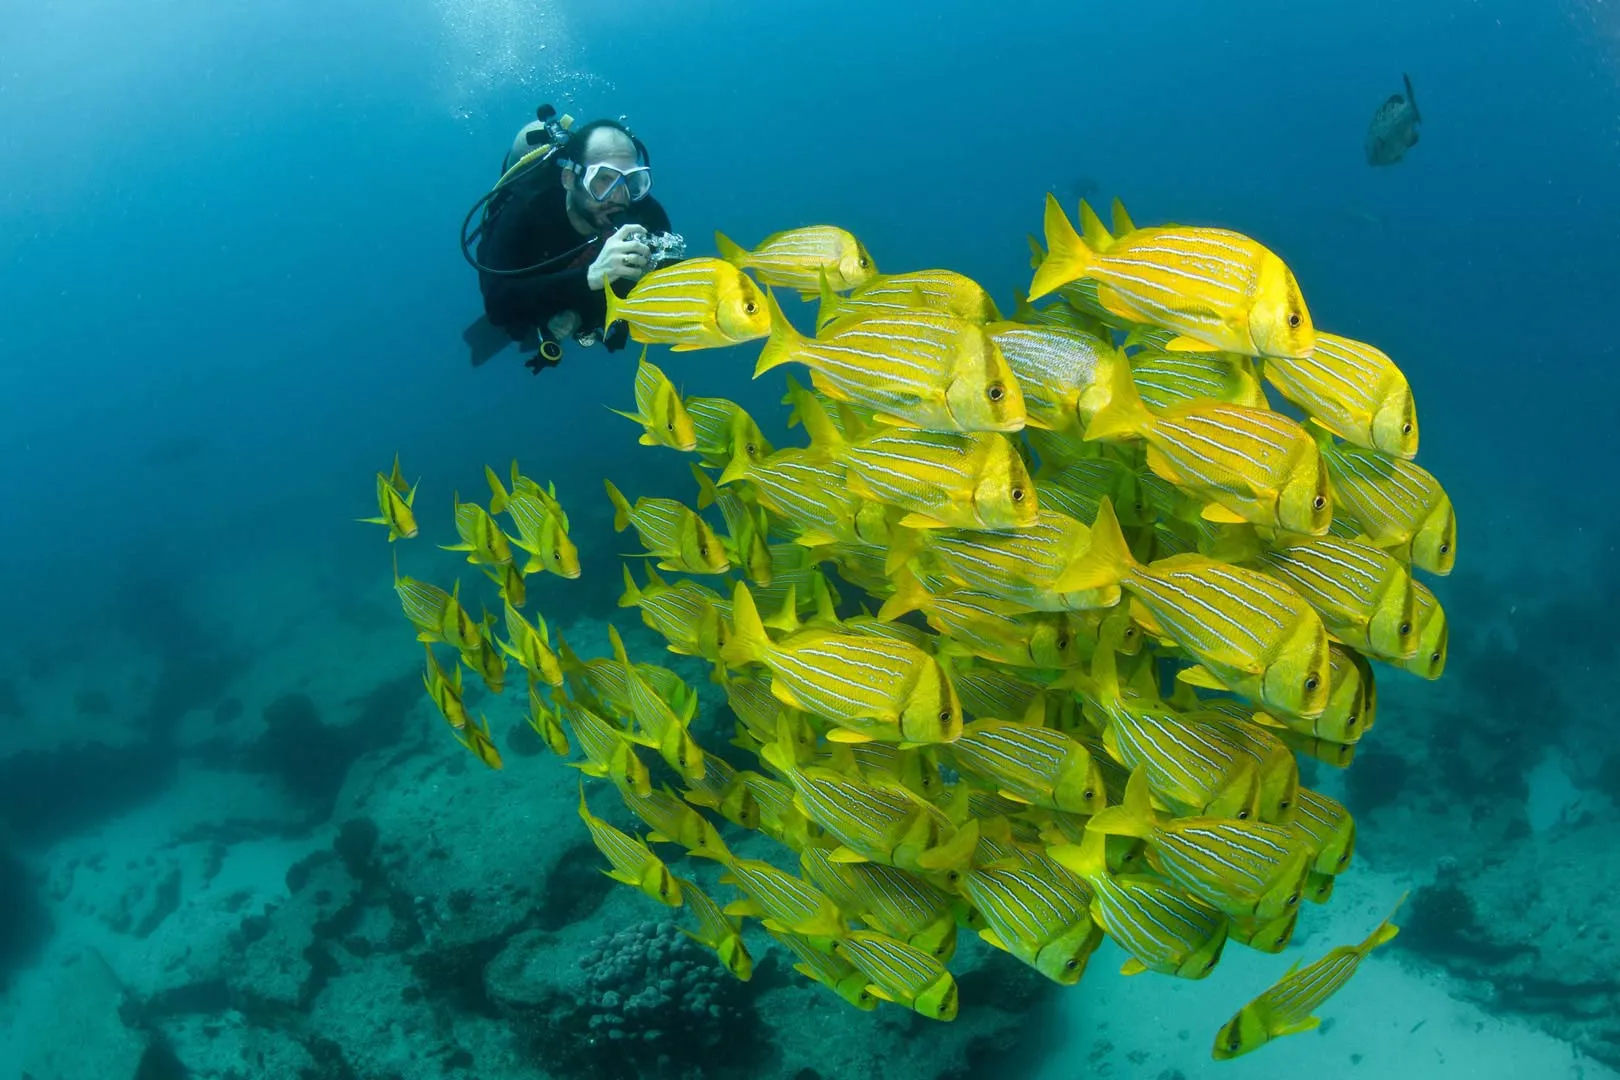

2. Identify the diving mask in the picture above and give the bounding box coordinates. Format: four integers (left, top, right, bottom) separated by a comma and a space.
577, 161, 653, 202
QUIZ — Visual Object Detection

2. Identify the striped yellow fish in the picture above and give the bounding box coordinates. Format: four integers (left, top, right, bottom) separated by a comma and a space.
603, 479, 730, 574
756, 292, 1027, 433
1085, 351, 1330, 535
1285, 787, 1356, 878
1179, 703, 1301, 826
685, 395, 773, 475
1272, 726, 1359, 769
890, 508, 1118, 614
675, 877, 753, 981
453, 714, 504, 770
608, 351, 696, 451
1212, 896, 1404, 1059
358, 453, 419, 542
1228, 909, 1300, 952
715, 225, 876, 293
830, 428, 1038, 531
721, 447, 890, 550
1047, 829, 1229, 979
607, 624, 705, 781
1035, 456, 1150, 529
486, 466, 579, 578
961, 861, 1103, 985
1030, 194, 1315, 360
679, 753, 761, 830
422, 644, 470, 731
834, 930, 959, 1021
817, 268, 999, 329
836, 741, 945, 801
525, 684, 569, 756
800, 847, 958, 960
576, 783, 680, 906
690, 464, 772, 586
1255, 535, 1416, 660
880, 572, 1081, 669
498, 598, 563, 687
1081, 646, 1263, 821
618, 783, 730, 861
437, 580, 483, 653
603, 256, 771, 350
480, 560, 526, 609
618, 563, 727, 659
393, 554, 449, 643
722, 671, 812, 758
459, 627, 507, 695
987, 322, 1120, 436
718, 854, 847, 939
1087, 766, 1312, 921
1128, 343, 1270, 413
1395, 580, 1448, 679
739, 769, 821, 852
442, 491, 514, 567
947, 719, 1105, 814
554, 694, 651, 797
1264, 332, 1417, 458
721, 583, 962, 746
953, 668, 1050, 724
766, 928, 878, 1010
1317, 428, 1456, 575
1062, 499, 1331, 720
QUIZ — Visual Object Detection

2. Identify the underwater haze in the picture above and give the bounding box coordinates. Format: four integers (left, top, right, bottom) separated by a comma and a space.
3, 0, 1620, 1077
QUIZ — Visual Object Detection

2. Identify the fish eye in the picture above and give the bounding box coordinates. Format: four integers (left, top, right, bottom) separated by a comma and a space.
1288, 891, 1301, 907
1287, 312, 1302, 329
1227, 1033, 1242, 1052
1439, 542, 1451, 554
1399, 621, 1412, 636
551, 550, 561, 562
1204, 956, 1219, 974
1338, 853, 1352, 870
1011, 487, 1026, 503
938, 708, 953, 723
1057, 635, 1070, 649
745, 301, 758, 315
1279, 799, 1291, 812
1236, 808, 1250, 820
987, 384, 1006, 402
1312, 495, 1327, 511
859, 256, 870, 268
1082, 788, 1096, 802
1430, 650, 1442, 664
699, 542, 710, 557
1304, 675, 1321, 692
1402, 422, 1413, 435
746, 441, 758, 455
1346, 715, 1359, 731
1064, 958, 1080, 972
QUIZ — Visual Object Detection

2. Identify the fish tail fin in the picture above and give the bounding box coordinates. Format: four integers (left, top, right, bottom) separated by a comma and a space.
1085, 765, 1156, 841
714, 230, 748, 268
1024, 234, 1047, 271
1029, 192, 1096, 301
1078, 199, 1114, 250
759, 712, 805, 776
602, 277, 623, 332
716, 438, 754, 487
792, 388, 845, 459
1403, 74, 1420, 123
1052, 497, 1134, 593
1110, 197, 1137, 237
1362, 892, 1407, 954
754, 289, 804, 377
1011, 287, 1039, 323
603, 479, 632, 532
720, 582, 770, 667
1081, 350, 1151, 443
883, 525, 923, 578
763, 585, 801, 635
916, 818, 979, 872
814, 266, 843, 330
1050, 825, 1109, 881
691, 462, 721, 510
618, 564, 643, 608
607, 623, 633, 673
484, 465, 510, 515
876, 563, 929, 622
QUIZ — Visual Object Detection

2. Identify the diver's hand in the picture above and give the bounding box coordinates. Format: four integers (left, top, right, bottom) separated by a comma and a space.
587, 225, 651, 291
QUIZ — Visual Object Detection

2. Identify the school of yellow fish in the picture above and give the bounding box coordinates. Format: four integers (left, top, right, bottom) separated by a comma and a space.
367, 198, 1453, 1058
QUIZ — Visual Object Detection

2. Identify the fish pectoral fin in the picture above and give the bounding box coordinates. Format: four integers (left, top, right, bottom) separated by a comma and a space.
870, 412, 921, 428
1198, 502, 1249, 524
824, 727, 875, 744
645, 831, 673, 844
1163, 335, 1217, 353
1175, 665, 1229, 691
995, 789, 1033, 805
1276, 1017, 1321, 1037
670, 343, 709, 352
977, 928, 1010, 952
898, 512, 950, 530
1119, 958, 1149, 976
724, 899, 765, 918
826, 846, 870, 864
864, 983, 897, 1003
793, 530, 840, 547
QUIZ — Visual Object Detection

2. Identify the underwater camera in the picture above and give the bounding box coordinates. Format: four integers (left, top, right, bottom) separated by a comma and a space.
642, 231, 686, 269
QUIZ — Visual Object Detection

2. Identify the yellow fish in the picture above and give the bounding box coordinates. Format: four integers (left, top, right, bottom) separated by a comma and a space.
609, 350, 697, 451
422, 644, 469, 731
684, 395, 773, 475
358, 454, 419, 542
453, 714, 504, 771
1030, 194, 1315, 360
552, 693, 651, 797
1396, 580, 1448, 679
393, 554, 449, 643
1061, 499, 1331, 721
675, 878, 753, 981
1084, 351, 1330, 535
603, 257, 771, 350
1212, 896, 1404, 1059
816, 425, 1039, 532
441, 491, 513, 567
604, 480, 730, 575
525, 685, 569, 757
834, 931, 958, 1021
497, 599, 564, 687
756, 291, 1027, 434
576, 783, 680, 906
988, 321, 1123, 437
715, 225, 876, 293
1316, 428, 1456, 575
486, 466, 580, 578
1264, 332, 1417, 459
816, 268, 999, 329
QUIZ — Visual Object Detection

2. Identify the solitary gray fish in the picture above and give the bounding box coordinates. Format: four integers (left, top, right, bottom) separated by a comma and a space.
1365, 74, 1421, 166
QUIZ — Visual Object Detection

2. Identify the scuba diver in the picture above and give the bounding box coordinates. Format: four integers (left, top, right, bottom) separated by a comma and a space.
461, 107, 678, 372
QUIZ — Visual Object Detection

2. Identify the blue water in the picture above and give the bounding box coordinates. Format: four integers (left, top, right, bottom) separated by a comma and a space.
4, 1, 1618, 1077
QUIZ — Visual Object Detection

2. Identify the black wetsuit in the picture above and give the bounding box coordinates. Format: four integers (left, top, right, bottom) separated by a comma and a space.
477, 181, 671, 359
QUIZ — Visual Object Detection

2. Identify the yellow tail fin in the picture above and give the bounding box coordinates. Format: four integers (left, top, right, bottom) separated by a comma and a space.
754, 288, 807, 377
1029, 193, 1097, 301
714, 230, 749, 268
603, 479, 632, 532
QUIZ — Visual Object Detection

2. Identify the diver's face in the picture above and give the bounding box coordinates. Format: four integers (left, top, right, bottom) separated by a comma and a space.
565, 130, 638, 232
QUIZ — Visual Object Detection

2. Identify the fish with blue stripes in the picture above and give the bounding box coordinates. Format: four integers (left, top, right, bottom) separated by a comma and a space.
603, 256, 772, 350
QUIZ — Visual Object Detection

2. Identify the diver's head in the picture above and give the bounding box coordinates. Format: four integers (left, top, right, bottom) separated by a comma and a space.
560, 121, 650, 236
